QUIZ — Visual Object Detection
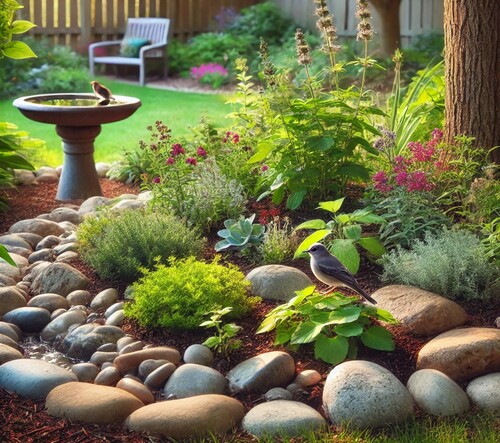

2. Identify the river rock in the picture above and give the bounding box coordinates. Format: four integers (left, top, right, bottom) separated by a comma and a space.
0, 333, 19, 349
36, 235, 61, 250
0, 286, 27, 316
0, 274, 17, 287
104, 302, 125, 318
78, 196, 111, 215
144, 362, 176, 389
417, 327, 500, 381
164, 363, 227, 398
8, 218, 65, 237
242, 400, 327, 438
0, 359, 77, 399
28, 293, 69, 312
94, 365, 122, 386
95, 162, 110, 177
371, 285, 467, 336
3, 307, 51, 333
0, 342, 23, 364
183, 344, 214, 366
66, 290, 92, 306
125, 394, 244, 439
90, 288, 119, 311
110, 199, 145, 211
15, 232, 43, 249
60, 323, 126, 360
138, 359, 170, 378
55, 251, 79, 263
323, 360, 414, 429
0, 321, 22, 341
406, 369, 470, 416
28, 248, 57, 263
90, 351, 120, 366
106, 309, 125, 326
246, 265, 313, 302
40, 309, 87, 342
113, 347, 181, 374
226, 351, 295, 394
71, 362, 100, 383
46, 382, 144, 424
30, 262, 90, 296
49, 207, 82, 225
466, 373, 500, 412
116, 336, 135, 352
0, 234, 32, 250
118, 340, 145, 354
53, 242, 78, 255
264, 387, 293, 401
116, 378, 155, 404
294, 369, 322, 387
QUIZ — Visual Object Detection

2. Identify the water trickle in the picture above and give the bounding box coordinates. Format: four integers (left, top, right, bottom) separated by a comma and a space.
21, 335, 81, 370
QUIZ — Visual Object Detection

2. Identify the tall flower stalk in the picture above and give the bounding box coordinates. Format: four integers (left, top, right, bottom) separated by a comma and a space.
295, 28, 315, 99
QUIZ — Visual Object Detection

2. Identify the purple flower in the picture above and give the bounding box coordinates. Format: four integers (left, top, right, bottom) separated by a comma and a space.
395, 171, 408, 187
261, 164, 269, 172
186, 157, 197, 166
166, 157, 175, 165
171, 143, 185, 157
152, 176, 161, 184
196, 146, 207, 158
431, 128, 443, 141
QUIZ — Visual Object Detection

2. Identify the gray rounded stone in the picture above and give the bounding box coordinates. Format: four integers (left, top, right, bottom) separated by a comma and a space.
242, 400, 327, 438
90, 288, 119, 311
116, 336, 135, 352
8, 218, 65, 237
466, 373, 500, 413
144, 362, 176, 389
0, 234, 32, 250
105, 309, 125, 326
71, 362, 100, 383
40, 309, 88, 342
226, 351, 295, 394
246, 265, 313, 302
90, 351, 120, 366
78, 196, 111, 215
0, 321, 22, 341
406, 369, 470, 416
138, 359, 170, 378
104, 302, 125, 318
66, 290, 92, 306
55, 251, 79, 263
118, 340, 145, 355
3, 307, 51, 333
264, 387, 293, 401
30, 262, 90, 296
36, 235, 61, 251
49, 207, 82, 225
183, 344, 214, 366
0, 286, 27, 316
164, 363, 227, 398
0, 333, 19, 350
0, 359, 77, 400
28, 293, 69, 312
323, 360, 414, 429
94, 366, 122, 386
28, 248, 57, 264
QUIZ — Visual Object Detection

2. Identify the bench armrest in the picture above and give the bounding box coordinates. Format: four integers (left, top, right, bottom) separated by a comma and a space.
139, 43, 167, 57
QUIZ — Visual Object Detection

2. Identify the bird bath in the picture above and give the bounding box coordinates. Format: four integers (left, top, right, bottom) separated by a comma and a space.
13, 93, 141, 201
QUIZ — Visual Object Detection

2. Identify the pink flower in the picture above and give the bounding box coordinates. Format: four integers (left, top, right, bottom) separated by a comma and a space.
431, 128, 443, 141
406, 170, 433, 192
186, 157, 197, 166
395, 171, 408, 186
232, 133, 240, 143
408, 141, 434, 162
261, 165, 269, 172
373, 171, 393, 193
152, 176, 161, 184
171, 143, 185, 157
166, 157, 175, 165
190, 63, 228, 80
196, 146, 207, 158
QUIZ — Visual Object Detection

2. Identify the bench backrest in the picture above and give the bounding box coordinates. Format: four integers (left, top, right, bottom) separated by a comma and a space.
125, 18, 170, 46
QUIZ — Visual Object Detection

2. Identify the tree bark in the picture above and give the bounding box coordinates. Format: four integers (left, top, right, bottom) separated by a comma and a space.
444, 0, 500, 163
369, 0, 402, 56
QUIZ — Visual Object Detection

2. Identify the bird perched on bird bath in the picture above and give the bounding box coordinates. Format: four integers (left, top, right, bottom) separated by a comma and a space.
304, 242, 377, 304
90, 81, 114, 105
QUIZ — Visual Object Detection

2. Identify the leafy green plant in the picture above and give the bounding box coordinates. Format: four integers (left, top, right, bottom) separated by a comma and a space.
294, 197, 386, 274
0, 244, 16, 266
257, 286, 397, 365
215, 213, 265, 252
480, 217, 500, 265
258, 216, 300, 265
200, 307, 242, 357
77, 208, 205, 282
381, 229, 497, 300
124, 256, 259, 330
0, 0, 36, 60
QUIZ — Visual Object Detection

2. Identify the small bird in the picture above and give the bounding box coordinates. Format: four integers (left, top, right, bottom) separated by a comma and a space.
305, 242, 377, 304
90, 81, 114, 101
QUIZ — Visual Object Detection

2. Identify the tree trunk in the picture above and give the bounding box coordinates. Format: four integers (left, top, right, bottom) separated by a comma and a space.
369, 0, 402, 57
444, 0, 500, 163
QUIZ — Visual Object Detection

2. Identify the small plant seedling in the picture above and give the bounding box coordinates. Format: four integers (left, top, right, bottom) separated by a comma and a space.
200, 307, 242, 357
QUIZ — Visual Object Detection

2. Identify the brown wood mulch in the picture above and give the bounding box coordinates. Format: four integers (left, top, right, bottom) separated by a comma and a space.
0, 178, 497, 442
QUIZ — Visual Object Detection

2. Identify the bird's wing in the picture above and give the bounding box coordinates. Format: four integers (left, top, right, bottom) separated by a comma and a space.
317, 256, 366, 292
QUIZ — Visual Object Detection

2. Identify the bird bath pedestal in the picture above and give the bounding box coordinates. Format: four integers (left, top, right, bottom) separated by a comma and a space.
13, 93, 141, 201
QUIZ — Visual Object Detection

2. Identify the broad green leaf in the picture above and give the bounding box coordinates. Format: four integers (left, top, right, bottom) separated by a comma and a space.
293, 229, 331, 258
358, 237, 386, 257
350, 209, 387, 224
291, 321, 325, 344
256, 315, 278, 334
315, 295, 354, 309
271, 186, 285, 205
199, 320, 215, 327
334, 322, 364, 337
274, 326, 292, 345
11, 20, 37, 34
330, 238, 360, 275
336, 163, 370, 181
287, 285, 316, 307
0, 153, 34, 170
360, 325, 395, 351
0, 244, 16, 267
308, 312, 330, 324
286, 190, 307, 210
294, 219, 327, 231
202, 336, 220, 348
327, 306, 362, 324
314, 334, 349, 365
363, 306, 398, 324
318, 198, 345, 214
309, 136, 334, 152
347, 136, 379, 155
2, 41, 37, 59
343, 224, 362, 241
223, 323, 242, 335
247, 141, 275, 163
336, 214, 351, 225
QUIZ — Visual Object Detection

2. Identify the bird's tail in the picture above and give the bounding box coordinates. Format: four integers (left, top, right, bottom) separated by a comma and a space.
357, 287, 377, 305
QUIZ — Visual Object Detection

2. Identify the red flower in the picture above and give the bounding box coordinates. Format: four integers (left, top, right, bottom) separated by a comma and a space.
166, 157, 175, 165
186, 157, 197, 166
171, 143, 185, 157
196, 146, 207, 158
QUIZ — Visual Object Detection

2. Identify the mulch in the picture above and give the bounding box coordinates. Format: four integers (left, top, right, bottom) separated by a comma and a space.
0, 178, 497, 442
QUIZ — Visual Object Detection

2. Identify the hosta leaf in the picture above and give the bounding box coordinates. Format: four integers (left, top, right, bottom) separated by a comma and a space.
314, 334, 349, 365
202, 336, 221, 348
343, 224, 362, 241
294, 219, 327, 231
334, 322, 364, 337
247, 141, 274, 163
327, 306, 362, 324
291, 321, 325, 344
2, 41, 37, 59
286, 190, 307, 210
256, 315, 278, 334
360, 325, 395, 351
330, 239, 360, 275
287, 285, 315, 307
318, 198, 345, 214
358, 237, 386, 257
293, 229, 332, 258
11, 20, 37, 34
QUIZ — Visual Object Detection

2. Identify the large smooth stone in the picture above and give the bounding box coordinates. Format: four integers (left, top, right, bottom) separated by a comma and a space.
90, 288, 119, 311
125, 394, 244, 439
246, 265, 313, 302
0, 286, 27, 316
3, 307, 51, 333
28, 293, 69, 312
466, 373, 500, 413
164, 363, 227, 398
242, 400, 327, 438
372, 285, 467, 336
9, 218, 65, 237
183, 344, 214, 366
406, 369, 470, 416
0, 321, 22, 341
0, 359, 77, 400
0, 343, 24, 364
113, 347, 181, 373
227, 351, 295, 394
417, 327, 500, 382
78, 196, 111, 215
41, 309, 88, 342
30, 263, 90, 296
0, 234, 32, 250
323, 360, 414, 429
46, 382, 144, 424
0, 262, 21, 281
49, 207, 82, 224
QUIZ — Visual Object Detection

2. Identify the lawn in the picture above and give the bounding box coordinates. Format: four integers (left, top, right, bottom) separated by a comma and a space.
1, 78, 231, 167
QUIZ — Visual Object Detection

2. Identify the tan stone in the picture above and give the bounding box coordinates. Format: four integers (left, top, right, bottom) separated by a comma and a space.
46, 382, 144, 424
417, 327, 500, 382
126, 394, 244, 439
0, 343, 23, 364
372, 285, 467, 336
113, 347, 180, 373
116, 378, 155, 404
94, 366, 122, 386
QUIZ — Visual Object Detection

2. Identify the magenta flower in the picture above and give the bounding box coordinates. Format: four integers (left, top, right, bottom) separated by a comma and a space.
186, 157, 197, 166
232, 133, 240, 143
261, 164, 269, 172
373, 171, 393, 193
190, 63, 228, 80
395, 171, 408, 187
152, 176, 161, 184
171, 143, 185, 157
196, 146, 207, 158
431, 128, 443, 141
406, 171, 433, 192
408, 141, 434, 162
166, 157, 175, 165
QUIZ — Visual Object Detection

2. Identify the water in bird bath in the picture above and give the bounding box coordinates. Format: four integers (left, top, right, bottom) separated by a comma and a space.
25, 97, 122, 106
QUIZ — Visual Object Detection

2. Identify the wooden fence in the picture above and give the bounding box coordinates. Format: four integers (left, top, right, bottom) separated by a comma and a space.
17, 0, 260, 52
273, 0, 444, 46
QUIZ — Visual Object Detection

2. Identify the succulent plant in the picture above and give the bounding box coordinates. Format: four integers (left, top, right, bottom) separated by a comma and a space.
215, 214, 265, 252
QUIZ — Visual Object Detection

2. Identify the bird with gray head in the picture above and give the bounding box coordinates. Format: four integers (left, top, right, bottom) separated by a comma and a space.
304, 242, 377, 304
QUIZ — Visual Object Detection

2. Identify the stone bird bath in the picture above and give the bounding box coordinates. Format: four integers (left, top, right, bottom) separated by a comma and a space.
13, 93, 141, 201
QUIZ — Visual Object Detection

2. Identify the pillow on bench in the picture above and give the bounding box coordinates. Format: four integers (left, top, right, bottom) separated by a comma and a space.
120, 38, 151, 57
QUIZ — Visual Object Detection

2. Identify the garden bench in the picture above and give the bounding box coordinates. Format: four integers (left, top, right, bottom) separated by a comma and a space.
89, 18, 170, 86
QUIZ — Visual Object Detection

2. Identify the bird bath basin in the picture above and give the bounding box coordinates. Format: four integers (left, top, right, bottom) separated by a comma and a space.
13, 93, 141, 201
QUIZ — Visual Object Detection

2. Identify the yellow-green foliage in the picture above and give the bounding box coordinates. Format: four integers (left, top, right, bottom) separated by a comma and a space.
124, 256, 259, 330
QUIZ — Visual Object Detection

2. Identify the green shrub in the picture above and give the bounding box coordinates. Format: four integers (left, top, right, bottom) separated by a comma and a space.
258, 217, 300, 264
381, 229, 497, 300
124, 256, 259, 330
77, 208, 205, 282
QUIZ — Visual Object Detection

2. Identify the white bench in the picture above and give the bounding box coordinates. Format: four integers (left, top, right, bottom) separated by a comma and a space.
89, 18, 170, 86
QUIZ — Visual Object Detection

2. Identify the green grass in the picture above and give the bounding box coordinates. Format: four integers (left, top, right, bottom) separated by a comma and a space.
1, 78, 231, 167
